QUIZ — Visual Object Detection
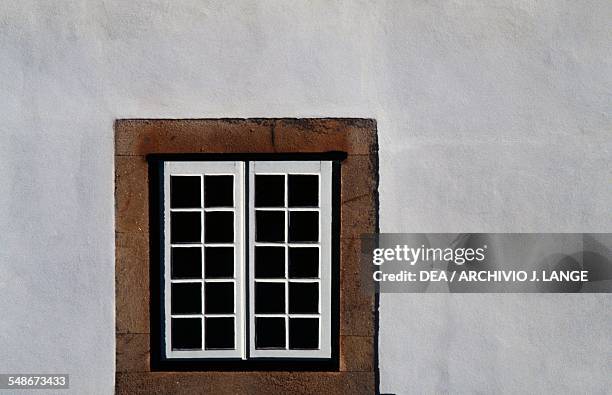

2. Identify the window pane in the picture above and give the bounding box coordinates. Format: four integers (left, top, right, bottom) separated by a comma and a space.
205, 317, 234, 349
255, 246, 285, 279
255, 211, 285, 242
171, 212, 201, 243
204, 247, 234, 279
288, 247, 319, 279
171, 247, 202, 279
204, 175, 234, 207
288, 175, 318, 207
171, 176, 201, 208
204, 282, 234, 314
255, 175, 285, 207
172, 318, 202, 350
255, 317, 286, 349
255, 282, 285, 314
289, 318, 319, 349
289, 282, 318, 314
288, 211, 318, 242
171, 283, 202, 314
204, 211, 234, 243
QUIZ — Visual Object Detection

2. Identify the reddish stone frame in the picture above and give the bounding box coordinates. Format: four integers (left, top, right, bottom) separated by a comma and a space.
115, 119, 378, 394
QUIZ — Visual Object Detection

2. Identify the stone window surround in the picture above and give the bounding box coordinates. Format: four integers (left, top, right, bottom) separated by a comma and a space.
115, 118, 378, 394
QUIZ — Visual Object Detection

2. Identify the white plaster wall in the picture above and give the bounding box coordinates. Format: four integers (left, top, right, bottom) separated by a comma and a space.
0, 1, 610, 393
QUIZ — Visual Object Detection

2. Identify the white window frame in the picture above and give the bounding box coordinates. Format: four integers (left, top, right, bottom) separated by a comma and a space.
161, 160, 332, 360
248, 161, 332, 358
163, 161, 245, 359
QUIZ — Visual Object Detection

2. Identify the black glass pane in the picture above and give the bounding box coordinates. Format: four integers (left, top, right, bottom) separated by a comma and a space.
255, 175, 285, 207
255, 317, 286, 349
204, 247, 234, 279
255, 211, 285, 242
205, 317, 234, 349
288, 175, 318, 207
171, 247, 202, 279
204, 282, 234, 314
288, 211, 318, 242
289, 282, 318, 314
204, 175, 234, 207
172, 318, 201, 350
171, 176, 201, 208
255, 282, 285, 314
289, 247, 319, 278
171, 212, 201, 243
289, 318, 319, 349
204, 211, 234, 243
255, 246, 285, 279
171, 283, 202, 314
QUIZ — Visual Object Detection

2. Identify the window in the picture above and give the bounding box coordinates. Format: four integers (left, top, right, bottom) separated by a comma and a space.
162, 160, 333, 360
115, 118, 377, 391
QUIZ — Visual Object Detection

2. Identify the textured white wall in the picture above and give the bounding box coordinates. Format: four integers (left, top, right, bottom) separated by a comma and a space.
0, 1, 610, 393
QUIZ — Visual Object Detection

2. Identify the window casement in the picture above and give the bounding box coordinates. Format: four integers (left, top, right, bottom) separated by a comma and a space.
161, 159, 333, 361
